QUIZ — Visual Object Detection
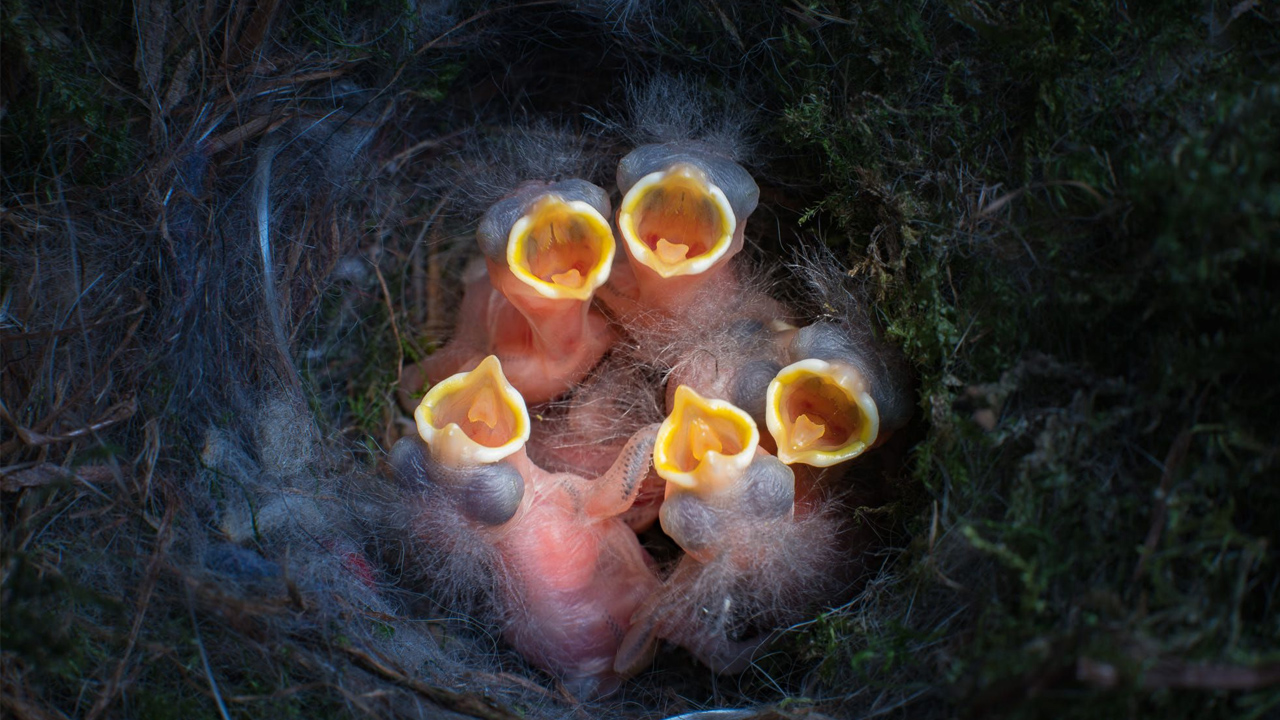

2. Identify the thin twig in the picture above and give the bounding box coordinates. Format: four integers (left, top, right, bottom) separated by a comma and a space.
413, 1, 564, 57
29, 293, 148, 436
0, 300, 146, 342
86, 500, 176, 720
375, 259, 404, 375
340, 645, 522, 720
0, 397, 137, 449
1078, 657, 1280, 691
1131, 388, 1208, 587
966, 180, 1106, 226
379, 129, 466, 175
206, 114, 289, 154
227, 683, 328, 703
187, 586, 234, 720
1129, 427, 1190, 586
427, 229, 443, 336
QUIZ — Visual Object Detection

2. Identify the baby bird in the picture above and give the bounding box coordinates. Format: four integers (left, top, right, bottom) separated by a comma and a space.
674, 320, 911, 460
418, 179, 618, 403
615, 386, 843, 675
389, 356, 661, 697
765, 321, 913, 468
600, 140, 761, 323
661, 319, 912, 506
594, 76, 788, 346
521, 356, 670, 532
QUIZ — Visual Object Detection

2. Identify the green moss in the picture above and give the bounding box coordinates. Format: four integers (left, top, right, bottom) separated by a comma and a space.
4, 0, 1275, 716
768, 0, 1278, 716
0, 0, 139, 191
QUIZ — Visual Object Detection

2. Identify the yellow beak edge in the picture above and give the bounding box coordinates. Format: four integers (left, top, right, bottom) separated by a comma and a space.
506, 195, 615, 300
617, 164, 736, 279
654, 385, 759, 495
415, 355, 531, 466
765, 359, 880, 467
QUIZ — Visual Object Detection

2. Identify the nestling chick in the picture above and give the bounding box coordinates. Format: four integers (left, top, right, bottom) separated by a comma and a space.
595, 76, 786, 348
671, 320, 911, 461
417, 180, 618, 403
615, 386, 844, 675
765, 321, 913, 467
390, 356, 661, 697
522, 357, 669, 531
661, 318, 912, 506
599, 140, 760, 322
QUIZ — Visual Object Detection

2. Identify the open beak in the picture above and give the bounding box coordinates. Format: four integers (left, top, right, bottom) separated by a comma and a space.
654, 385, 759, 495
414, 355, 530, 466
506, 194, 615, 300
617, 163, 736, 279
765, 359, 880, 467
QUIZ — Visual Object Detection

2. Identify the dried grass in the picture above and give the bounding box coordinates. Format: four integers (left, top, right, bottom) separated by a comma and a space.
3, 1, 1278, 719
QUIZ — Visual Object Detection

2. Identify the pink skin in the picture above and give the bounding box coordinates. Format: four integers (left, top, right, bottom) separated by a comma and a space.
598, 238, 792, 349
496, 448, 661, 694
481, 258, 616, 402
553, 261, 794, 531
403, 261, 490, 408
616, 448, 801, 675
522, 274, 793, 530
597, 230, 743, 324
396, 425, 662, 697
404, 179, 617, 406
525, 434, 666, 533
524, 364, 669, 532
600, 142, 764, 336
406, 261, 616, 405
616, 471, 666, 531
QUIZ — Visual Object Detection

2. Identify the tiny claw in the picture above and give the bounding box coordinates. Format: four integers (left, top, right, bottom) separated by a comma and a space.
614, 594, 664, 677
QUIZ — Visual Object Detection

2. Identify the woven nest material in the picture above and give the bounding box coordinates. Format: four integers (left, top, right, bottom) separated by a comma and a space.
3, 1, 1278, 719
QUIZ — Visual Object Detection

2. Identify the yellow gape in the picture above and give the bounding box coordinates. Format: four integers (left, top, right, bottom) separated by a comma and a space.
506, 195, 615, 300
765, 359, 880, 467
415, 355, 531, 467
617, 163, 736, 279
654, 385, 759, 496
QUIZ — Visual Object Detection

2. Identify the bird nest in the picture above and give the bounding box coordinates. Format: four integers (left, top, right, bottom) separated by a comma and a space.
3, 1, 1278, 719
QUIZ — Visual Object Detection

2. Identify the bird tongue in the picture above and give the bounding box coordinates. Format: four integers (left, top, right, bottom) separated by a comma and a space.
790, 413, 827, 450
467, 387, 500, 429
550, 268, 584, 288
655, 238, 690, 264
688, 417, 724, 462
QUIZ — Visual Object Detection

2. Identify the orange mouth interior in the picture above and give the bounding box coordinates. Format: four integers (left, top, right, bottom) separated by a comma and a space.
427, 375, 523, 449
775, 375, 862, 454
660, 396, 753, 477
509, 198, 612, 293
629, 177, 727, 265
